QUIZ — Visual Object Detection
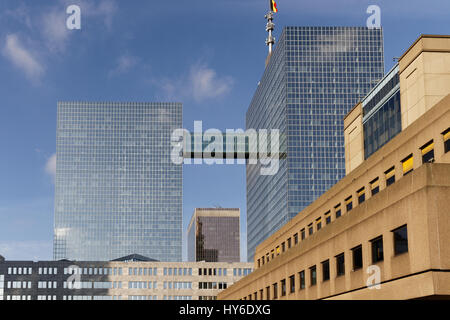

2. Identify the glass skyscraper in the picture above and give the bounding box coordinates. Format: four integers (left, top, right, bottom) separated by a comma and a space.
54, 102, 182, 262
246, 26, 385, 261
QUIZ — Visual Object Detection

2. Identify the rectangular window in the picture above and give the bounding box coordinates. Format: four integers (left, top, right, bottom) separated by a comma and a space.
259, 289, 263, 300
371, 236, 384, 263
325, 211, 331, 225
421, 140, 435, 163
299, 271, 305, 290
316, 217, 322, 231
345, 196, 353, 212
266, 286, 270, 300
392, 225, 408, 255
301, 228, 306, 240
309, 266, 317, 286
402, 154, 414, 175
322, 260, 330, 282
273, 283, 278, 300
370, 178, 380, 196
385, 167, 395, 186
281, 279, 286, 297
352, 245, 363, 271
287, 238, 291, 249
289, 275, 295, 293
443, 128, 450, 153
281, 242, 285, 252
308, 224, 313, 236
336, 253, 345, 277
335, 204, 342, 218
294, 233, 298, 245
357, 187, 365, 204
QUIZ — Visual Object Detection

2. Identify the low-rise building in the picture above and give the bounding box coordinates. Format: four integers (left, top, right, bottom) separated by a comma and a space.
0, 254, 253, 301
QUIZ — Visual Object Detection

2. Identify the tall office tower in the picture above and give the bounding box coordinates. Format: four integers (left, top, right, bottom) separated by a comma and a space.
246, 26, 385, 261
54, 102, 183, 261
187, 208, 240, 263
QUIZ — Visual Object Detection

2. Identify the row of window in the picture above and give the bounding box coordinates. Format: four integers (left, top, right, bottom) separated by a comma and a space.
7, 267, 33, 275
258, 128, 449, 268
7, 281, 32, 289
162, 268, 192, 276
198, 268, 227, 276
163, 282, 192, 290
198, 282, 228, 290
64, 267, 121, 275
246, 225, 408, 300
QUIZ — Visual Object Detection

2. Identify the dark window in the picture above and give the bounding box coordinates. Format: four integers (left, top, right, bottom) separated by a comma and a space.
443, 128, 450, 153
335, 205, 342, 218
385, 167, 395, 186
299, 271, 305, 290
358, 187, 365, 204
421, 140, 435, 163
308, 224, 313, 236
325, 211, 331, 224
282, 242, 286, 252
316, 218, 322, 231
352, 245, 363, 270
371, 236, 384, 263
287, 238, 291, 249
392, 225, 408, 255
281, 279, 286, 296
370, 178, 380, 196
336, 253, 345, 276
289, 275, 295, 293
310, 266, 317, 286
322, 260, 330, 282
294, 233, 298, 245
273, 283, 278, 299
346, 197, 353, 212
259, 289, 263, 300
266, 286, 270, 300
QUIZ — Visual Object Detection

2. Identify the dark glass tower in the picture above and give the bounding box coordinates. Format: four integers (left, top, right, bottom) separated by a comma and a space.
246, 26, 385, 261
187, 208, 240, 263
54, 102, 183, 261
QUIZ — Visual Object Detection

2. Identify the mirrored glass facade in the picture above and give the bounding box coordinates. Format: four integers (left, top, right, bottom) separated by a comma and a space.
187, 209, 240, 263
54, 102, 182, 262
363, 65, 402, 159
246, 27, 385, 261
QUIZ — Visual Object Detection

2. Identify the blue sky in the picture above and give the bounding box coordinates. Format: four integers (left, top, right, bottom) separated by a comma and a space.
0, 0, 449, 262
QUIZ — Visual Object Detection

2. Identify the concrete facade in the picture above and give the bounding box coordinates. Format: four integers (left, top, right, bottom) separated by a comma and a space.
218, 35, 450, 301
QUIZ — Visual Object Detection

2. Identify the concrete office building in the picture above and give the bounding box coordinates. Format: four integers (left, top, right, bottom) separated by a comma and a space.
0, 254, 253, 301
246, 26, 385, 261
187, 208, 241, 263
219, 35, 450, 300
54, 102, 183, 262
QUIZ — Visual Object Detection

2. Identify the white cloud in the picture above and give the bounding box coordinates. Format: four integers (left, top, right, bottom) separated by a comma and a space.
156, 62, 234, 103
45, 153, 57, 180
2, 34, 45, 82
189, 63, 234, 102
40, 8, 70, 53
108, 54, 139, 77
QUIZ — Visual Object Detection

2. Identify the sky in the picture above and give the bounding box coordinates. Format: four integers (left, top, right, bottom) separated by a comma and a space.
0, 0, 449, 262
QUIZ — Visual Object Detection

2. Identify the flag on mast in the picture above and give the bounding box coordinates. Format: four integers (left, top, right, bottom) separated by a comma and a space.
270, 0, 278, 13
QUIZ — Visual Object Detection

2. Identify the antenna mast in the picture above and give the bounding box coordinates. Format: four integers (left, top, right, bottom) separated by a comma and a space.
265, 1, 276, 67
